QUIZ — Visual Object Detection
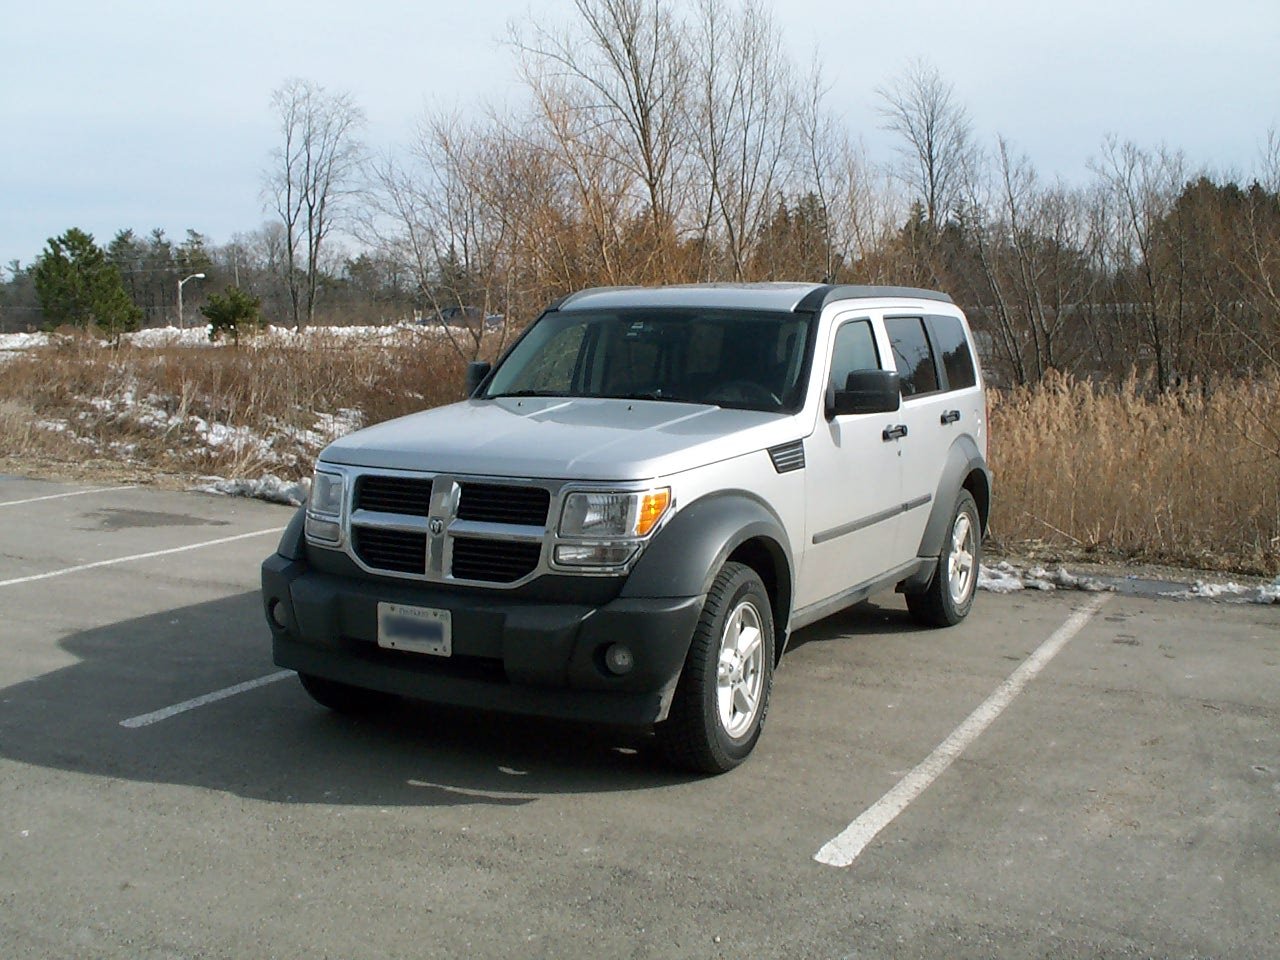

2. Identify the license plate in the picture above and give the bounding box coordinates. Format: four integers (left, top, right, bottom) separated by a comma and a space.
377, 603, 452, 657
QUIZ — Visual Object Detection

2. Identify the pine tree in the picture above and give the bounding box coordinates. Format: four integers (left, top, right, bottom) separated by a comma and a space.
201, 286, 262, 344
32, 228, 143, 337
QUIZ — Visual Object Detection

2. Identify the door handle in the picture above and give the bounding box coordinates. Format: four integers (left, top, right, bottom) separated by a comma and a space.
882, 424, 908, 441
940, 409, 960, 425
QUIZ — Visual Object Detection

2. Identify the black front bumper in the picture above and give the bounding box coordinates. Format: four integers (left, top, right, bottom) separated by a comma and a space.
261, 553, 704, 726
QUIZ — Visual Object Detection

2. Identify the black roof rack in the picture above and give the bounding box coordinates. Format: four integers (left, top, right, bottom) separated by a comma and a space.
794, 284, 953, 312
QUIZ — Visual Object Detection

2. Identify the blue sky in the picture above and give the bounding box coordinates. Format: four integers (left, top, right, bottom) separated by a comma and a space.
3, 0, 1277, 269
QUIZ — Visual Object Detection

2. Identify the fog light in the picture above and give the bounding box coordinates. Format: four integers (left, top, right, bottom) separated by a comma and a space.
603, 643, 634, 675
554, 543, 637, 566
268, 598, 289, 629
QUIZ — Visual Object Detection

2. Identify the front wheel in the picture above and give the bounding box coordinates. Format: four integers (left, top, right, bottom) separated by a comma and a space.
906, 490, 981, 627
656, 562, 775, 774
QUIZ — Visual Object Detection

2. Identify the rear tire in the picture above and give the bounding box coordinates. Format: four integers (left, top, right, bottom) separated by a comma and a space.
297, 673, 392, 715
906, 490, 981, 627
656, 562, 774, 774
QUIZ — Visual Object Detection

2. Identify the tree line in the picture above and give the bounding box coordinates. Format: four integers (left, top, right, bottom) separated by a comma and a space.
2, 0, 1277, 387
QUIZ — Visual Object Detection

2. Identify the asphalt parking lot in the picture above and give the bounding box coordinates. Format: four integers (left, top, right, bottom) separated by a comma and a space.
0, 477, 1276, 959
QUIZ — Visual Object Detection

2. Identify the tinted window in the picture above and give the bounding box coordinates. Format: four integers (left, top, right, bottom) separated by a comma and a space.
828, 319, 880, 392
885, 317, 939, 396
484, 309, 814, 412
928, 315, 977, 390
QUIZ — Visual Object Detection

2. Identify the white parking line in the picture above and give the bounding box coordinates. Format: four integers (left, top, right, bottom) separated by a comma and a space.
120, 670, 295, 728
0, 484, 138, 507
0, 527, 285, 589
814, 592, 1111, 868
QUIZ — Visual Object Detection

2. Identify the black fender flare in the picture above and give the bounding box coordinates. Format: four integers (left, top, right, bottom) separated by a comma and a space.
275, 506, 308, 561
621, 492, 795, 652
914, 437, 991, 560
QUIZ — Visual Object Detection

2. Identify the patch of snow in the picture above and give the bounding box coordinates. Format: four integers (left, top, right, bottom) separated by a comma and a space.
0, 321, 456, 354
195, 474, 310, 506
979, 561, 1278, 604
1180, 578, 1280, 605
1024, 564, 1114, 593
977, 561, 1027, 594
978, 561, 1115, 595
127, 325, 214, 348
273, 408, 364, 451
0, 332, 51, 349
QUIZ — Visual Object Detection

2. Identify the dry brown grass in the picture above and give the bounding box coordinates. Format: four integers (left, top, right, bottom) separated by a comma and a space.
989, 372, 1280, 575
2, 337, 1277, 574
0, 330, 466, 480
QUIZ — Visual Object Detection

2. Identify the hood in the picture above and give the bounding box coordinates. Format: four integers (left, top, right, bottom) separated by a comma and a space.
319, 397, 804, 481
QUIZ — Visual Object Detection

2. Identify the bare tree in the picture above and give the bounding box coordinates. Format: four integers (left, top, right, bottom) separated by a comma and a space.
364, 111, 526, 360
688, 0, 797, 279
266, 78, 364, 330
959, 137, 1100, 384
512, 0, 689, 272
877, 60, 975, 227
1092, 137, 1188, 389
1261, 127, 1280, 194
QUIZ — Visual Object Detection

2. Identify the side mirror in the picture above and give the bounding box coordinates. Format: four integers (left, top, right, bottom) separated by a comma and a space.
465, 361, 491, 398
829, 369, 901, 418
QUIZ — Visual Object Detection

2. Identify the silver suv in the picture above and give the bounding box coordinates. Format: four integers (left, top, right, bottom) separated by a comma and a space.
261, 283, 991, 772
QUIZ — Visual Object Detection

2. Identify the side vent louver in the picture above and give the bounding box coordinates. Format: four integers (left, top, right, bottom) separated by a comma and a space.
768, 440, 805, 474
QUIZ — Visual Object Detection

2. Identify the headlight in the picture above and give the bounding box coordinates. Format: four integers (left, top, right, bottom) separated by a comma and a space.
559, 488, 671, 539
305, 469, 345, 543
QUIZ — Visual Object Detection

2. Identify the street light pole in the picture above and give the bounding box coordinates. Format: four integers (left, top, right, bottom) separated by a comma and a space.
177, 272, 206, 329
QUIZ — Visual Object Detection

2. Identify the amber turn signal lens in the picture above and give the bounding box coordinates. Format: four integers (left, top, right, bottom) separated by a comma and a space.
635, 488, 671, 536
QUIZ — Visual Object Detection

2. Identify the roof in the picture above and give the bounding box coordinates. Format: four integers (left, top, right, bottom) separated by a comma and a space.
554, 282, 953, 314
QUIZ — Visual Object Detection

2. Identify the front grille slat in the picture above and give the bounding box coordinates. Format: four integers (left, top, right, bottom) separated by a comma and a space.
355, 475, 433, 517
451, 537, 542, 584
353, 528, 426, 574
457, 483, 550, 526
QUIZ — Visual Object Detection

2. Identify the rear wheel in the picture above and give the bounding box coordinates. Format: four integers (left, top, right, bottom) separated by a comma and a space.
906, 490, 981, 627
297, 673, 392, 715
656, 562, 774, 774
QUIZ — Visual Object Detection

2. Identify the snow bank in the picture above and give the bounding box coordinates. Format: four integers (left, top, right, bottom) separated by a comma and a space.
0, 332, 52, 349
1181, 577, 1280, 604
977, 560, 1114, 595
195, 475, 310, 507
978, 560, 1279, 604
0, 321, 478, 354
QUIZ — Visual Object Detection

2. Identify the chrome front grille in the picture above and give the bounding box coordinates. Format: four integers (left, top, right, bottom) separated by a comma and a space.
345, 472, 552, 585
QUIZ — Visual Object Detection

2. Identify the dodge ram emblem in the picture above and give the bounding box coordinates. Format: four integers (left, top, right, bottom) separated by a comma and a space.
429, 517, 444, 536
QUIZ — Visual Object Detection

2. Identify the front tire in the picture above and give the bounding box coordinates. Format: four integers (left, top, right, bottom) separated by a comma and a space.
656, 562, 775, 774
906, 490, 981, 627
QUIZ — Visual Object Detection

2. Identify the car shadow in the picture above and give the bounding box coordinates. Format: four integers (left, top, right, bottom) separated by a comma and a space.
783, 596, 922, 655
0, 592, 697, 808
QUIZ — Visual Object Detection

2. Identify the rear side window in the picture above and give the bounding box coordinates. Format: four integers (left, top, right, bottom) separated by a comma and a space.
885, 317, 939, 396
928, 315, 977, 390
828, 319, 880, 391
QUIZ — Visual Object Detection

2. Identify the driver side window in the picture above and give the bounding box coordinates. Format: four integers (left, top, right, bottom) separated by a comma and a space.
829, 319, 880, 392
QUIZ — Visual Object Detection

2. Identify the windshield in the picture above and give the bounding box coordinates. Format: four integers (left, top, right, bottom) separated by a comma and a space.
483, 308, 814, 413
